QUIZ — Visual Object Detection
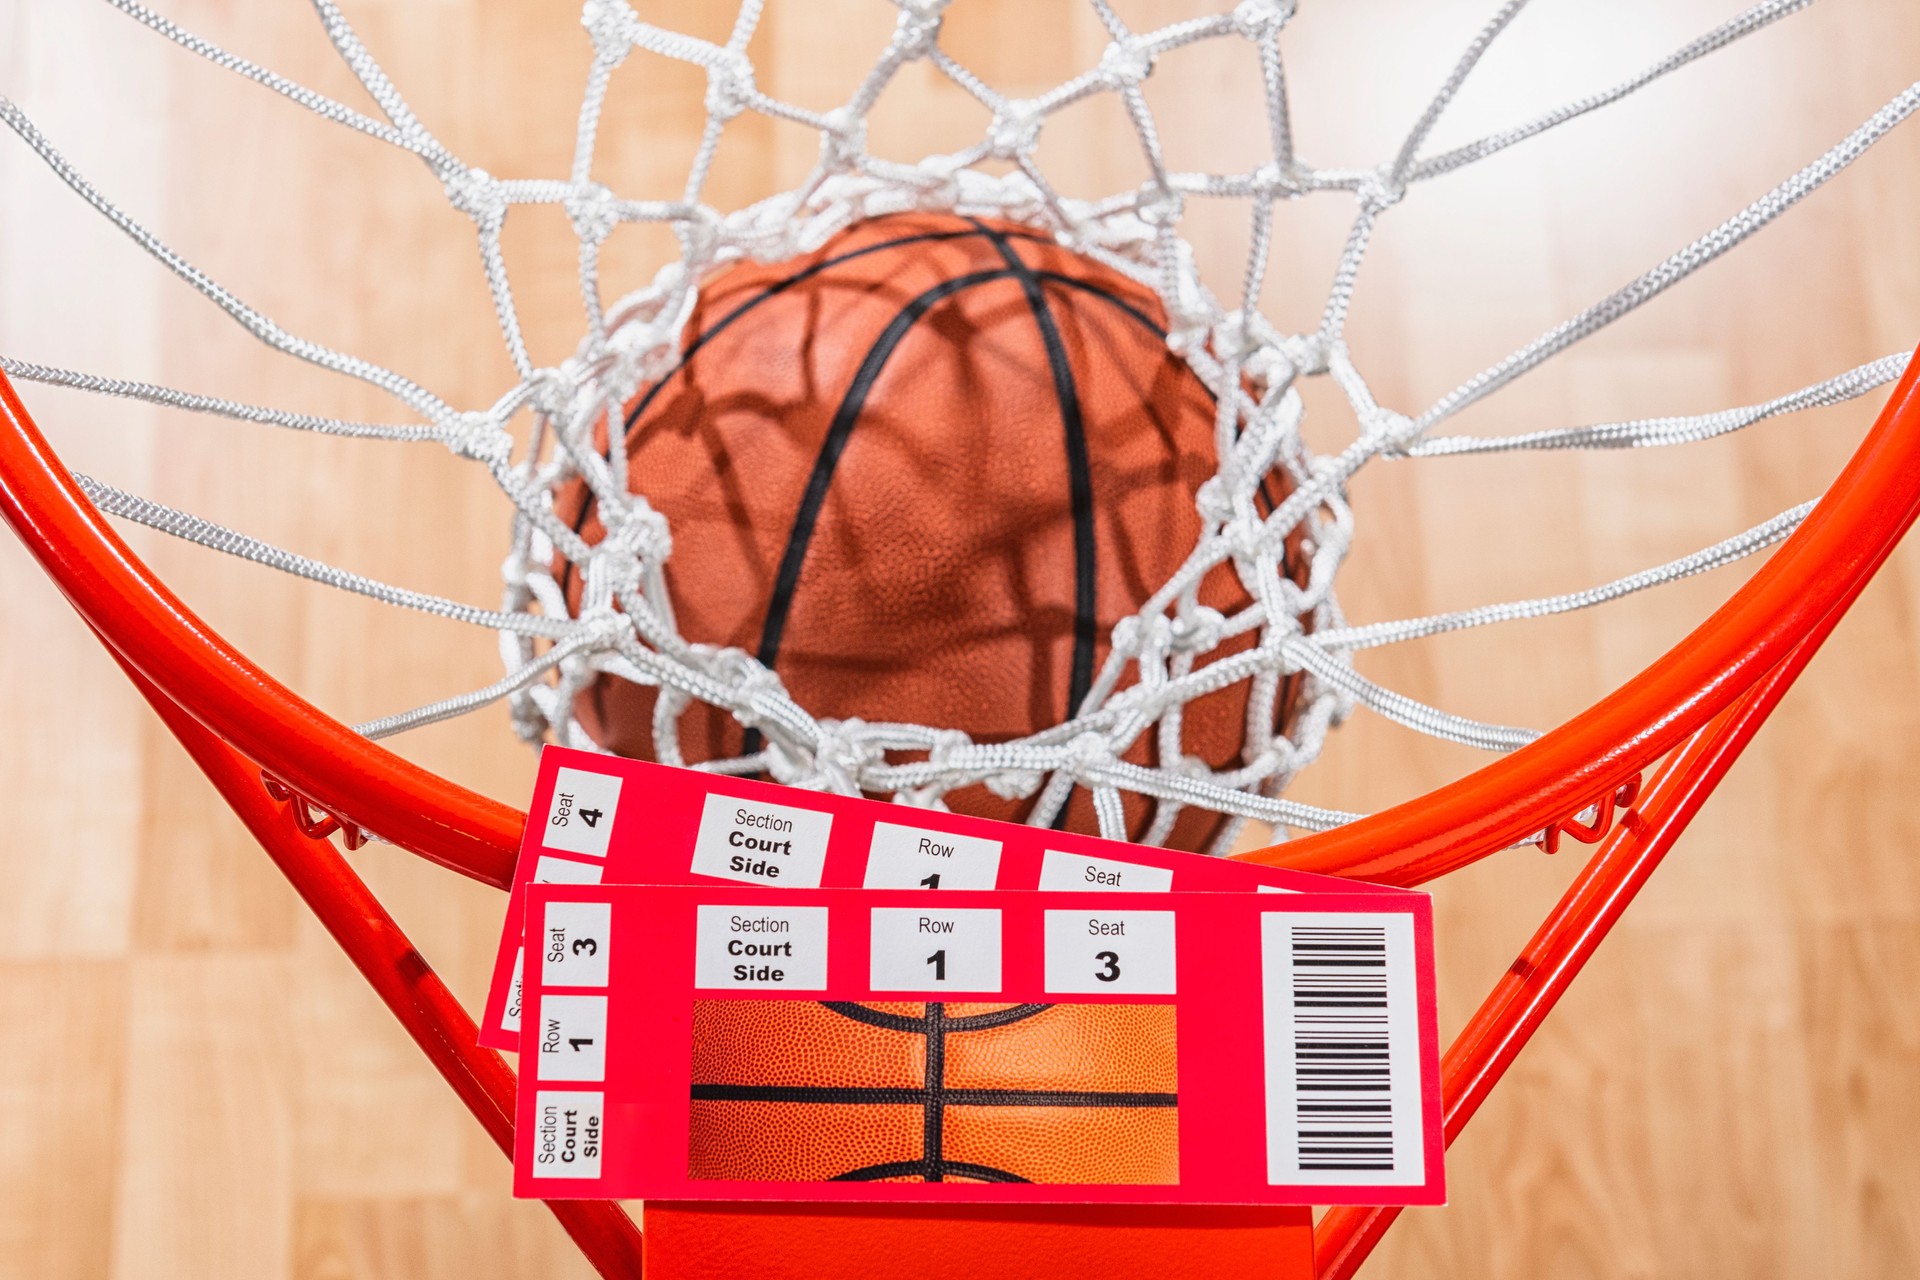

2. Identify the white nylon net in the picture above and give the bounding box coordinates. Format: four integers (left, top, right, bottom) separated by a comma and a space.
4, 0, 1915, 851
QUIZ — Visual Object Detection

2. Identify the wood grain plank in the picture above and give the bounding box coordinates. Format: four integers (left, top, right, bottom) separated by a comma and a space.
4, 2, 1918, 1277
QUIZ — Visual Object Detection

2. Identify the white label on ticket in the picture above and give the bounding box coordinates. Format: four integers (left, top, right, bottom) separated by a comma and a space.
535, 994, 608, 1082
1261, 912, 1424, 1187
869, 907, 1002, 992
1037, 849, 1175, 893
863, 821, 1003, 890
535, 855, 605, 885
542, 900, 612, 988
505, 860, 609, 1030
693, 904, 829, 989
530, 1091, 605, 1180
542, 767, 623, 859
688, 792, 834, 888
1043, 909, 1178, 994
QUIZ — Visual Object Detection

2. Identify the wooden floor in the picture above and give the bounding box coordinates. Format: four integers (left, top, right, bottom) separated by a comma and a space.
4, 1, 1920, 1276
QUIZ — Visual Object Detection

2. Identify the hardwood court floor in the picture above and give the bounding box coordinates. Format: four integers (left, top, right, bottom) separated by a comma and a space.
3, 1, 1919, 1276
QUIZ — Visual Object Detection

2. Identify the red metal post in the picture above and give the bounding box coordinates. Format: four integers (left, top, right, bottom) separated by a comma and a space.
108, 648, 646, 1276
1314, 617, 1843, 1277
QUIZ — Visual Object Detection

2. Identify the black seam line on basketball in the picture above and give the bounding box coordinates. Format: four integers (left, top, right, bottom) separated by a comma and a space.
816, 1001, 932, 1033
1032, 268, 1282, 519
690, 1085, 1180, 1108
1021, 268, 1298, 520
1027, 266, 1295, 758
816, 1001, 1054, 1034
744, 267, 1027, 763
941, 1003, 1054, 1031
974, 222, 1098, 750
558, 222, 1051, 600
830, 1160, 1030, 1184
1027, 267, 1296, 520
1028, 271, 1165, 335
924, 1002, 947, 1181
810, 999, 1056, 1183
619, 224, 1052, 442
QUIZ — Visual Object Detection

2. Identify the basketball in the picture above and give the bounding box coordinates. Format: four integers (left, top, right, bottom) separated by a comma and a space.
557, 212, 1299, 850
687, 999, 1179, 1185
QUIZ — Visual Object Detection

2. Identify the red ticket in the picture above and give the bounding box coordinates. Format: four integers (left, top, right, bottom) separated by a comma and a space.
513, 881, 1443, 1207
481, 746, 1394, 1050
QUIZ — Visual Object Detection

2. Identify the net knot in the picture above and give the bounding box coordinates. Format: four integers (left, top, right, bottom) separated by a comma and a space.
891, 9, 943, 58
925, 728, 975, 769
582, 543, 642, 608
1365, 406, 1423, 454
1099, 39, 1155, 89
1357, 165, 1407, 213
573, 605, 634, 650
676, 207, 725, 270
701, 649, 798, 737
1170, 605, 1227, 653
566, 182, 620, 246
1136, 181, 1185, 229
770, 718, 881, 793
1251, 159, 1306, 200
581, 0, 641, 64
1065, 730, 1117, 775
1195, 474, 1237, 525
818, 108, 869, 174
984, 766, 1045, 802
606, 503, 672, 567
1232, 0, 1298, 41
1244, 742, 1294, 786
1281, 331, 1331, 376
1113, 613, 1174, 657
703, 52, 756, 122
907, 160, 966, 210
586, 347, 644, 415
1224, 514, 1267, 558
1214, 310, 1277, 364
528, 365, 584, 419
448, 411, 513, 464
1243, 344, 1297, 396
987, 101, 1043, 161
444, 167, 507, 225
708, 648, 778, 700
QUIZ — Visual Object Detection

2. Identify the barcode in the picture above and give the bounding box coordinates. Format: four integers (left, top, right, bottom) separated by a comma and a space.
1289, 925, 1393, 1171
1261, 912, 1423, 1187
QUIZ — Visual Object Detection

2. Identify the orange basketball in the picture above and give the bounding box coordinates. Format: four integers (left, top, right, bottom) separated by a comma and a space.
687, 1000, 1178, 1185
558, 212, 1300, 849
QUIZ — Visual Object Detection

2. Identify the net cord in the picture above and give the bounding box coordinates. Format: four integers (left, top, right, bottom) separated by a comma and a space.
3, 0, 1912, 849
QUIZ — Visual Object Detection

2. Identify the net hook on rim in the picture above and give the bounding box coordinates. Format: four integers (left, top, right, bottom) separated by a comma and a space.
261, 769, 370, 851
1541, 773, 1643, 855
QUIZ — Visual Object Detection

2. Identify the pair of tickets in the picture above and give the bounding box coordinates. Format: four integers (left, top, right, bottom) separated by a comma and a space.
491, 746, 1444, 1208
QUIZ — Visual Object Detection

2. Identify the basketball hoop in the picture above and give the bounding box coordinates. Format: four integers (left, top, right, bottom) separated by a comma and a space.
4, 0, 1919, 1275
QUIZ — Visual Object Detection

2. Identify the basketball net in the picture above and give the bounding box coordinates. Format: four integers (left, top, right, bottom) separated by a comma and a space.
2, 0, 1916, 855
